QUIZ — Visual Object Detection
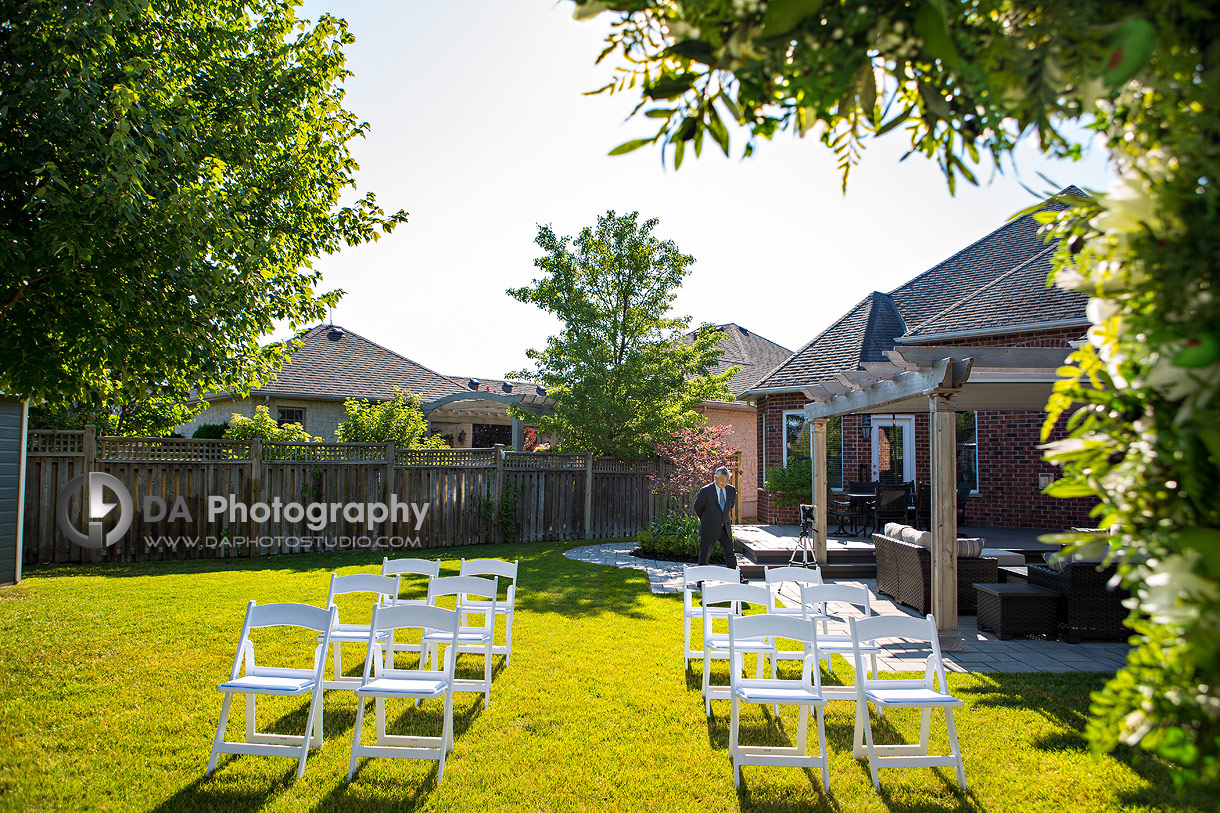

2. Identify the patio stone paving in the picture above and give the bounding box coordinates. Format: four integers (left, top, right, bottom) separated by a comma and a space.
565, 541, 1132, 674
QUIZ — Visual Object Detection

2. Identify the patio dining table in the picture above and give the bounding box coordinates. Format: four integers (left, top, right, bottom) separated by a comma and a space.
844, 492, 876, 537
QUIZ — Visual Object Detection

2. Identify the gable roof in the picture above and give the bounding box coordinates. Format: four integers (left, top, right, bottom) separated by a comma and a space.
746, 188, 1088, 394
202, 324, 465, 403
683, 323, 793, 399
746, 293, 905, 391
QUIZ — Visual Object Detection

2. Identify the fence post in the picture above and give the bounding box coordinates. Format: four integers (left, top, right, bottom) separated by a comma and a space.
493, 444, 505, 545
81, 425, 97, 563
584, 452, 594, 540
249, 437, 262, 555
383, 439, 396, 538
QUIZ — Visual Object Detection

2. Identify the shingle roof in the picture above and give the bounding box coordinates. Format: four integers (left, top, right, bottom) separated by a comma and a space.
747, 188, 1088, 393
683, 324, 793, 399
749, 293, 905, 390
228, 324, 465, 402
888, 188, 1086, 332
901, 244, 1084, 338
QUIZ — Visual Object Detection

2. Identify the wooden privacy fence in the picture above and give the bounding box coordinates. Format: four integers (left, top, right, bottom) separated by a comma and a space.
23, 428, 741, 564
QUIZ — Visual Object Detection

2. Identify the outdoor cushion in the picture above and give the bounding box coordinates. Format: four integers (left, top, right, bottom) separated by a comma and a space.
900, 526, 931, 547
956, 537, 986, 558
883, 522, 909, 539
217, 675, 315, 695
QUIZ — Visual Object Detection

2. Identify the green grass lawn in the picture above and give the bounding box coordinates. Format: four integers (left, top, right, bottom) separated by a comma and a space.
0, 540, 1212, 812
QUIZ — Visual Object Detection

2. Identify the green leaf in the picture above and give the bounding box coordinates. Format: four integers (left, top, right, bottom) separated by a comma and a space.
762, 0, 826, 38
665, 40, 715, 63
646, 75, 696, 101
914, 0, 961, 70
608, 137, 655, 156
1101, 18, 1157, 87
875, 107, 911, 136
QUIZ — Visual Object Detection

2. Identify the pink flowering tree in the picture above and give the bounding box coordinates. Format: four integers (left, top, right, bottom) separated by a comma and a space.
649, 424, 737, 512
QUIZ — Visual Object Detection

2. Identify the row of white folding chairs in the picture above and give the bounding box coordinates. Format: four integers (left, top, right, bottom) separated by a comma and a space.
206, 600, 468, 781
207, 557, 518, 782
687, 567, 966, 791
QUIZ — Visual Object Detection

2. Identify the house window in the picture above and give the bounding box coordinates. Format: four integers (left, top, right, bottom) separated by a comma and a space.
956, 412, 979, 493
781, 409, 843, 490
277, 407, 305, 427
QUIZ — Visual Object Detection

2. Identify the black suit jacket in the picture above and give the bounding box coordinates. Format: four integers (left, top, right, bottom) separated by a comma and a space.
693, 482, 736, 538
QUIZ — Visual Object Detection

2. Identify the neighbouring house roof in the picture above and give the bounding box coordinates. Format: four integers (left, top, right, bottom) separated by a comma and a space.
745, 188, 1088, 396
195, 324, 465, 403
683, 323, 793, 400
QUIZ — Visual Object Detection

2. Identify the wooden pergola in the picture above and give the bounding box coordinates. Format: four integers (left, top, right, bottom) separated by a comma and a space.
802, 346, 1073, 651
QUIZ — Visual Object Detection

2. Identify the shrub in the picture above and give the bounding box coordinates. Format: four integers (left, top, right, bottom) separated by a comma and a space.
635, 512, 701, 559
763, 460, 812, 507
191, 422, 228, 439
335, 387, 448, 448
224, 405, 320, 444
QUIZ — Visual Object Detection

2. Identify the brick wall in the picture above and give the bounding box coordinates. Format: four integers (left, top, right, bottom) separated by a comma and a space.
696, 403, 758, 521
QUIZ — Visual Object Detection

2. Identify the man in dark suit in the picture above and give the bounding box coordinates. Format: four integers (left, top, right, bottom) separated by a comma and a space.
694, 466, 737, 569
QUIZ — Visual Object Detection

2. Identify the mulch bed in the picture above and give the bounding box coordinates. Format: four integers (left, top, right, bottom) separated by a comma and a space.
629, 548, 736, 566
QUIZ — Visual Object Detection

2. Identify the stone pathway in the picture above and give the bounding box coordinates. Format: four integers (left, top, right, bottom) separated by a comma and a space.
564, 541, 1131, 674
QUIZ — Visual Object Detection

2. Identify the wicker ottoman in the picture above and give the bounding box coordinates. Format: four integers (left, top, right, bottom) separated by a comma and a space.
974, 583, 1059, 640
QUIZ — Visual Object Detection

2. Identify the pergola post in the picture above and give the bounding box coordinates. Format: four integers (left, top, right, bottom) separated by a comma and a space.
929, 392, 962, 652
511, 416, 524, 452
812, 418, 828, 564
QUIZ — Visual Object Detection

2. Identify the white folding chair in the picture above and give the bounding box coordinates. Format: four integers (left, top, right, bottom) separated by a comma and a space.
381, 557, 442, 666
458, 558, 518, 665
423, 575, 498, 708
682, 564, 739, 665
798, 583, 882, 691
207, 601, 337, 779
348, 604, 461, 782
701, 582, 773, 717
728, 614, 830, 791
761, 563, 829, 668
320, 573, 399, 690
849, 614, 967, 790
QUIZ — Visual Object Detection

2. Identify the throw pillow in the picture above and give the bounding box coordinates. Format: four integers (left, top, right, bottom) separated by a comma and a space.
956, 537, 985, 557
883, 522, 908, 539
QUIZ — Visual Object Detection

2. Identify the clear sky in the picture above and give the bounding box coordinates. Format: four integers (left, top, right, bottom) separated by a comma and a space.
293, 0, 1115, 379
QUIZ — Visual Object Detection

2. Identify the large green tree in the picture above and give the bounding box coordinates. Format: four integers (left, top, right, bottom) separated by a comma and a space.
1, 0, 406, 408
572, 0, 1220, 781
508, 210, 735, 458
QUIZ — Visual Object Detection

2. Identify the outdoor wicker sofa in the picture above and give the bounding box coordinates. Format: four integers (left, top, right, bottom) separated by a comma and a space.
1026, 561, 1130, 643
872, 525, 999, 615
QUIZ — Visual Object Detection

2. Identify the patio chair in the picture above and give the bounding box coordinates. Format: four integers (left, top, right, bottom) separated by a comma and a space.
848, 614, 966, 790
422, 575, 498, 708
956, 484, 972, 524
728, 614, 830, 791
911, 482, 931, 530
682, 564, 740, 665
701, 583, 774, 717
381, 557, 442, 667
872, 484, 911, 537
207, 601, 337, 779
347, 604, 461, 782
319, 573, 400, 690
828, 488, 864, 536
458, 558, 518, 665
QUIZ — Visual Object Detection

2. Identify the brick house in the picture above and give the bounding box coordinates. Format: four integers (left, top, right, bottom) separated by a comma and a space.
176, 324, 550, 447
741, 191, 1096, 528
685, 324, 792, 522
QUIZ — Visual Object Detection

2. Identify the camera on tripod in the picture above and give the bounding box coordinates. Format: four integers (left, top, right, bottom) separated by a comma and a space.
799, 503, 817, 535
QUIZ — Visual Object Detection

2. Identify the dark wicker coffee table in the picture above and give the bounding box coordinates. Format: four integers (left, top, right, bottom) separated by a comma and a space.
974, 583, 1059, 640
